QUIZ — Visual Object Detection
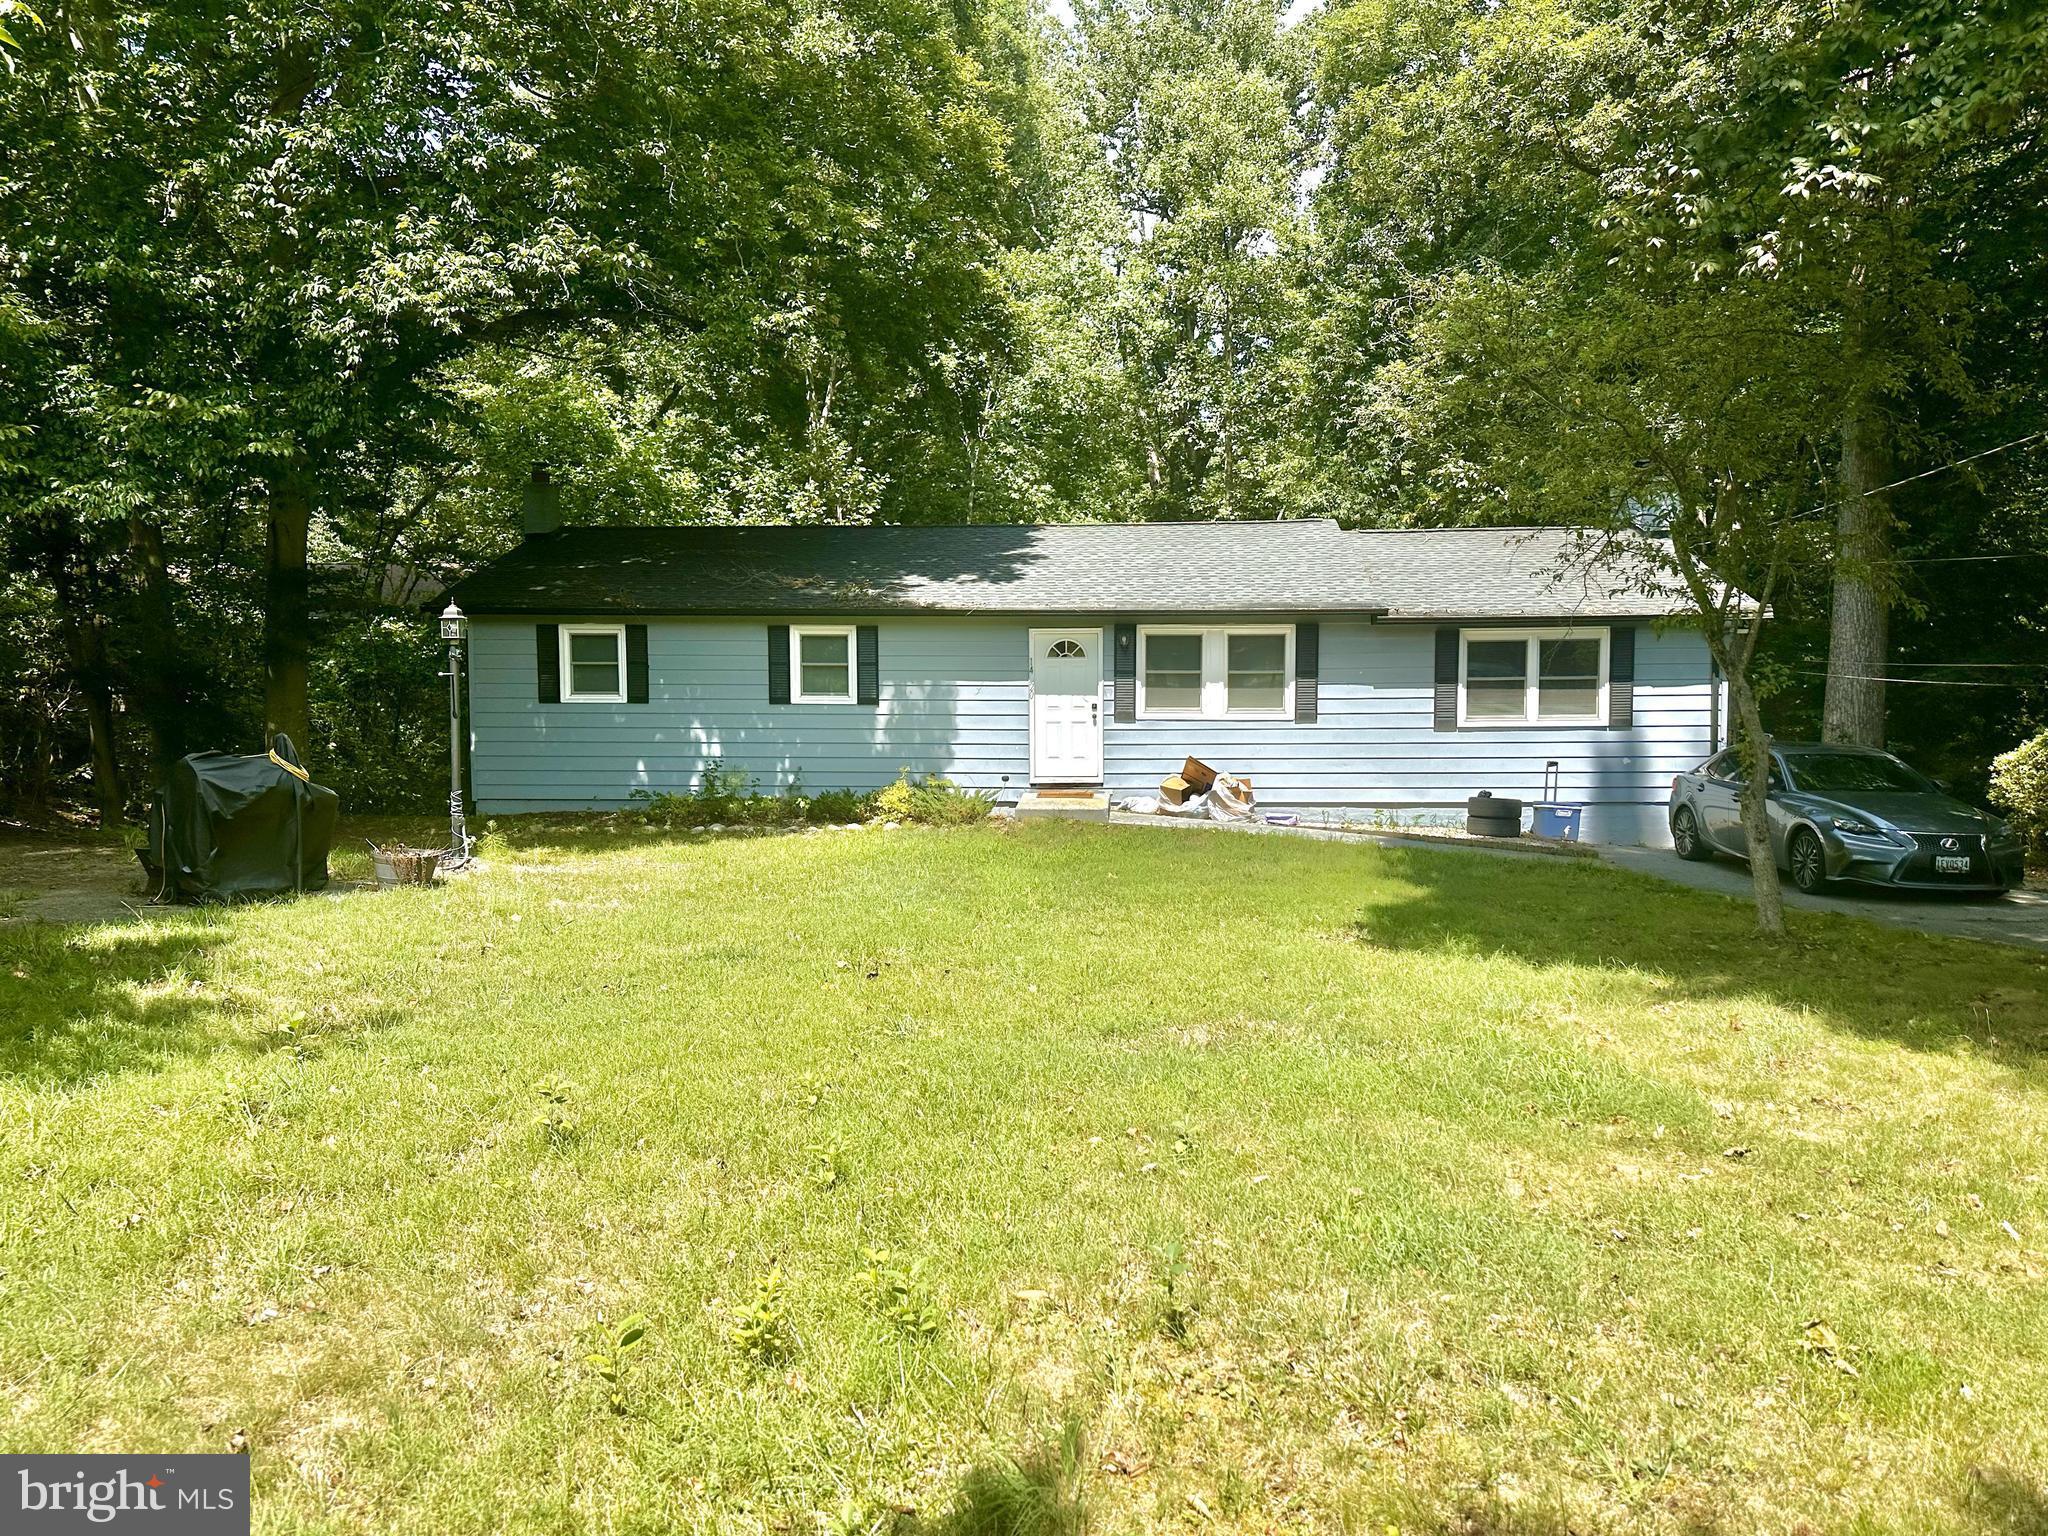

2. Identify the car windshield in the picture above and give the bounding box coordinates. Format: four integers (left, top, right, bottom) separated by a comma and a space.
1784, 751, 1932, 795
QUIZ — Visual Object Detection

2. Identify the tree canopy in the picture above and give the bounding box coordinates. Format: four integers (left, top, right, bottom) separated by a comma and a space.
3, 0, 2043, 856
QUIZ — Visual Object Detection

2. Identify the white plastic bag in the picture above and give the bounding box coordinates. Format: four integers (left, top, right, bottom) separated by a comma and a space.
1206, 774, 1255, 821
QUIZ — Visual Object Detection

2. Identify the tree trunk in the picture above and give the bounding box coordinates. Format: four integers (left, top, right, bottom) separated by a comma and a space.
126, 514, 187, 782
1727, 666, 1786, 938
45, 540, 125, 828
1822, 405, 1891, 746
262, 473, 313, 758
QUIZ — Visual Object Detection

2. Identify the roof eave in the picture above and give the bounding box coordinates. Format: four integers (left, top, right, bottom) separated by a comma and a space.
452, 601, 1394, 619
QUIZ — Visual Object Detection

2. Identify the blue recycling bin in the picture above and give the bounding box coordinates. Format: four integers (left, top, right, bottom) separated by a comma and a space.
1530, 802, 1583, 841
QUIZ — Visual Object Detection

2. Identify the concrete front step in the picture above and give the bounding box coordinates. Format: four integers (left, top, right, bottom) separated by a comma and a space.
1015, 789, 1110, 820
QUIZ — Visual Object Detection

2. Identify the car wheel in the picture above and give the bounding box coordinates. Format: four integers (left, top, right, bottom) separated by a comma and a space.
1788, 828, 1829, 894
1671, 806, 1711, 861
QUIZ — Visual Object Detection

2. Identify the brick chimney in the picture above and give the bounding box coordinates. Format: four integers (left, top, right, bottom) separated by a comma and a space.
521, 465, 561, 539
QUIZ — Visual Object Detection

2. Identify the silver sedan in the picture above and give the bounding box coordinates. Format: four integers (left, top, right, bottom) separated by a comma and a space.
1668, 742, 2026, 895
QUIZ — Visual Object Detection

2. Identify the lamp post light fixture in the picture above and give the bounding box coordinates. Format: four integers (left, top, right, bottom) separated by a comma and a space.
440, 601, 472, 867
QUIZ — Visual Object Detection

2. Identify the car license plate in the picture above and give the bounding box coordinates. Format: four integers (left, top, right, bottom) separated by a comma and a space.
1935, 854, 1972, 874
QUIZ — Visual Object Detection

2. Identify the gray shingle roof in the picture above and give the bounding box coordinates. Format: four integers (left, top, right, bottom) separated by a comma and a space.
445, 520, 1386, 616
443, 520, 1691, 620
1350, 526, 1688, 620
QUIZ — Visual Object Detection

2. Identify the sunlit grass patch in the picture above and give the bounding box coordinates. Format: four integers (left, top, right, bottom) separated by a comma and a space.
1, 819, 2044, 1534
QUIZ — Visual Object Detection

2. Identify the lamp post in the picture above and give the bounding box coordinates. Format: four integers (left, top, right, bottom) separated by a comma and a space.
440, 601, 472, 867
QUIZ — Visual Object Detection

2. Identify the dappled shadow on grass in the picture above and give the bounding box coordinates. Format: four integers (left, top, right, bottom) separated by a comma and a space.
0, 915, 244, 1090
1349, 847, 2048, 1066
1963, 1465, 2048, 1534
904, 1420, 1087, 1536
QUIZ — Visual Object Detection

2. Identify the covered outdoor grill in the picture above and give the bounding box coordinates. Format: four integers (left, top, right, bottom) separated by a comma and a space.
139, 736, 340, 903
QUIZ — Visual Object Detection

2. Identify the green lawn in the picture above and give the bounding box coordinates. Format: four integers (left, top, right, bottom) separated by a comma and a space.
2, 820, 2045, 1534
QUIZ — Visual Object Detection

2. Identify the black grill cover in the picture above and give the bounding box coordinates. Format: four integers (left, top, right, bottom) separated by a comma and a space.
141, 736, 340, 903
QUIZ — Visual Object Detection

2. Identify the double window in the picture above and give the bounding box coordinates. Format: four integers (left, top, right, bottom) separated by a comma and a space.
560, 624, 627, 703
1458, 628, 1608, 726
1138, 626, 1292, 719
790, 624, 857, 703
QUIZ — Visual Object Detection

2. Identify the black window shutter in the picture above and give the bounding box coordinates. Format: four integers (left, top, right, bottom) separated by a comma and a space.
626, 624, 649, 704
856, 625, 879, 705
1294, 623, 1319, 723
1433, 628, 1459, 731
1113, 623, 1137, 722
537, 624, 560, 703
767, 624, 791, 705
1607, 625, 1636, 729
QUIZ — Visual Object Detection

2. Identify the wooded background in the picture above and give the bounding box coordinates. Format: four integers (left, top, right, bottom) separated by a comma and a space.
3, 0, 2042, 824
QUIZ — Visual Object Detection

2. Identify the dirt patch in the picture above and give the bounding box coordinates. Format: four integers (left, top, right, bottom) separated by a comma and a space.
0, 834, 151, 927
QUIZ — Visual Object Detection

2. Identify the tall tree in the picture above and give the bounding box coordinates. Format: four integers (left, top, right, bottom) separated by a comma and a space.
1, 0, 1023, 811
1317, 0, 1852, 932
1068, 0, 1315, 518
1609, 1, 2048, 747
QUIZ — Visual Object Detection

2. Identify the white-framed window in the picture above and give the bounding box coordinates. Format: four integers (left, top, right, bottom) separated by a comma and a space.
1138, 626, 1293, 719
560, 623, 627, 703
1458, 627, 1609, 726
791, 624, 857, 703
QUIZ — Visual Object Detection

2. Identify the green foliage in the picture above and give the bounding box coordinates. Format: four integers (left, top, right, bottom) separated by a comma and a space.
583, 1312, 648, 1414
4, 0, 2044, 832
730, 1269, 794, 1364
533, 1079, 579, 1147
803, 789, 875, 826
632, 768, 882, 830
1990, 732, 2048, 856
0, 0, 1037, 816
804, 1141, 846, 1191
312, 614, 447, 812
873, 772, 994, 826
853, 1246, 942, 1341
629, 769, 988, 830
1154, 1237, 1194, 1341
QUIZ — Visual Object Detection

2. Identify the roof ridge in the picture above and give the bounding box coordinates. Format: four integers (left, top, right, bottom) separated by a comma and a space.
1348, 524, 1619, 534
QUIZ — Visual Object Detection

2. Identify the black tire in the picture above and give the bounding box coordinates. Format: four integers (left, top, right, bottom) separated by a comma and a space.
1468, 816, 1519, 837
1671, 805, 1712, 862
1788, 827, 1829, 894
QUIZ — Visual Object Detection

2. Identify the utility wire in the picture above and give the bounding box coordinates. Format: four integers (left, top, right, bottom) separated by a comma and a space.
1893, 552, 2048, 563
1786, 428, 2048, 526
1790, 669, 2039, 688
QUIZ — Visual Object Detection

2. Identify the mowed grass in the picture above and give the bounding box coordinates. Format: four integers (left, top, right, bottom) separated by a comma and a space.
2, 820, 2046, 1536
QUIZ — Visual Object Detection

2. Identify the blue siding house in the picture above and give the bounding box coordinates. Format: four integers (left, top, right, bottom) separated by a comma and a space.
445, 519, 1720, 845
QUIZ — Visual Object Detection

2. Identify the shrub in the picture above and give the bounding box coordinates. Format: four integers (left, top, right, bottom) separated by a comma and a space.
804, 788, 877, 824
632, 763, 807, 829
1990, 731, 2048, 855
628, 767, 986, 830
874, 770, 994, 826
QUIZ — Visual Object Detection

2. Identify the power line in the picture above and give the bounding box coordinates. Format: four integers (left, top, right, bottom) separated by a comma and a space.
1787, 428, 2048, 526
1790, 669, 2040, 688
1894, 552, 2048, 563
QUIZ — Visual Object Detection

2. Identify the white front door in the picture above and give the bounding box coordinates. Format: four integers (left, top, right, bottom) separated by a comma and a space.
1030, 628, 1103, 783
